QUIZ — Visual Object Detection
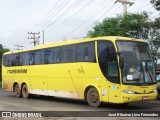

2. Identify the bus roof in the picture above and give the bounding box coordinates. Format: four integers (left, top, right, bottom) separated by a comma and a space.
3, 36, 145, 55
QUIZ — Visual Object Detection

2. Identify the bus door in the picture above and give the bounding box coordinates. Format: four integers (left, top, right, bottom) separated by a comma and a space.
107, 54, 121, 103
98, 41, 120, 103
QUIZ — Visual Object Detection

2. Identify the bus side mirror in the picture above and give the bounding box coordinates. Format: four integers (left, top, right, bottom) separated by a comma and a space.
152, 55, 157, 71
117, 52, 124, 69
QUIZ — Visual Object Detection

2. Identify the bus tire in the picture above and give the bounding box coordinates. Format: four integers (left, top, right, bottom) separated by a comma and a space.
14, 84, 22, 98
87, 87, 101, 107
22, 84, 30, 99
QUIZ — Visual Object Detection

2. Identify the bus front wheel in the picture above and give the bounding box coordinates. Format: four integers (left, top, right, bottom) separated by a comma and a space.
14, 84, 22, 98
87, 87, 101, 107
22, 84, 30, 99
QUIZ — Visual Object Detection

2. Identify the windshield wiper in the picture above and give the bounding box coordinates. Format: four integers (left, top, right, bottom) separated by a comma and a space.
143, 61, 154, 83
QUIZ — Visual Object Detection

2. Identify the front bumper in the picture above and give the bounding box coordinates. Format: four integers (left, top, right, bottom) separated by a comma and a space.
119, 92, 158, 103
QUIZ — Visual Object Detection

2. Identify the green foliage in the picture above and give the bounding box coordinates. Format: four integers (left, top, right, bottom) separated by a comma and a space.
88, 17, 127, 37
88, 12, 151, 39
123, 13, 151, 39
0, 44, 9, 81
87, 12, 160, 57
151, 0, 160, 11
148, 17, 160, 57
150, 1, 160, 56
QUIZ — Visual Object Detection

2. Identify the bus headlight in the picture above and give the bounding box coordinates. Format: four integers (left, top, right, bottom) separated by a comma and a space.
152, 89, 157, 93
123, 90, 135, 94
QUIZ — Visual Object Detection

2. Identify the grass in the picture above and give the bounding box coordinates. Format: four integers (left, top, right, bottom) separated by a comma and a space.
0, 81, 1, 89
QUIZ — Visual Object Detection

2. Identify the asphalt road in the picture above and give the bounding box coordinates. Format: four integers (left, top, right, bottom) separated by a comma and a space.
0, 89, 160, 120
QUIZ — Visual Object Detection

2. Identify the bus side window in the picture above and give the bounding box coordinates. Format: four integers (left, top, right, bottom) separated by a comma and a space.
50, 47, 56, 64
15, 55, 20, 66
34, 51, 41, 65
7, 60, 11, 66
66, 48, 73, 62
11, 54, 16, 66
39, 51, 43, 64
15, 54, 23, 66
107, 42, 119, 84
3, 55, 11, 66
77, 43, 85, 62
59, 47, 64, 63
65, 45, 76, 62
108, 57, 118, 77
22, 52, 30, 65
85, 47, 88, 61
77, 42, 95, 62
71, 45, 76, 62
52, 51, 55, 64
30, 50, 43, 65
29, 53, 35, 65
44, 49, 52, 64
56, 48, 60, 63
87, 42, 96, 62
98, 41, 108, 77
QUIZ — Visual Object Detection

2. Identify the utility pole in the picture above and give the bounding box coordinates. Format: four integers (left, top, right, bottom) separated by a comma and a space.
115, 0, 134, 15
14, 45, 23, 50
28, 32, 40, 47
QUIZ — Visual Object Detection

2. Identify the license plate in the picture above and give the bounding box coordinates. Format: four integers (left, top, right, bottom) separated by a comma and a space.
142, 96, 149, 100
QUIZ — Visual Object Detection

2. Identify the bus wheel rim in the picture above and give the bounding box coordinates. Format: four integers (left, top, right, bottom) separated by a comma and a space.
90, 92, 99, 103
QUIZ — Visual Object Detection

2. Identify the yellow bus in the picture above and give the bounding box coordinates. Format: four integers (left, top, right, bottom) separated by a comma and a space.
2, 36, 158, 107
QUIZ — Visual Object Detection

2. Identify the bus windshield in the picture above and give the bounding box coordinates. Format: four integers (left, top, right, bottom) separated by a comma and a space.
117, 41, 156, 85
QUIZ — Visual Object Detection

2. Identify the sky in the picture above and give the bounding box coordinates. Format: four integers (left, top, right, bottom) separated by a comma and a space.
0, 0, 159, 50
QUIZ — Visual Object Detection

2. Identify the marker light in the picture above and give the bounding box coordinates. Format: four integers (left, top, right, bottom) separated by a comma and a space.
152, 89, 157, 93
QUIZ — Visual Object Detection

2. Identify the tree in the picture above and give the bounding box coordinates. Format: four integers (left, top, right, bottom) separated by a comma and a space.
0, 44, 9, 81
87, 17, 127, 37
88, 12, 151, 39
149, 18, 160, 57
87, 12, 160, 57
151, 0, 160, 10
150, 0, 160, 58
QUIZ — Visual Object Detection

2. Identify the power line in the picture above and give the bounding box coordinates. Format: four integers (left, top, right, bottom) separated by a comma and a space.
150, 14, 160, 19
76, 4, 123, 38
64, 3, 121, 38
38, 0, 83, 43
96, 4, 117, 22
98, 4, 123, 21
142, 6, 155, 12
72, 2, 114, 35
16, 0, 68, 45
15, 1, 62, 45
136, 3, 152, 12
15, 32, 28, 46
15, 0, 72, 46
47, 0, 112, 34
45, 0, 95, 31
32, 0, 62, 31
42, 0, 83, 30
39, 0, 70, 30
14, 0, 122, 46
131, 0, 147, 4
